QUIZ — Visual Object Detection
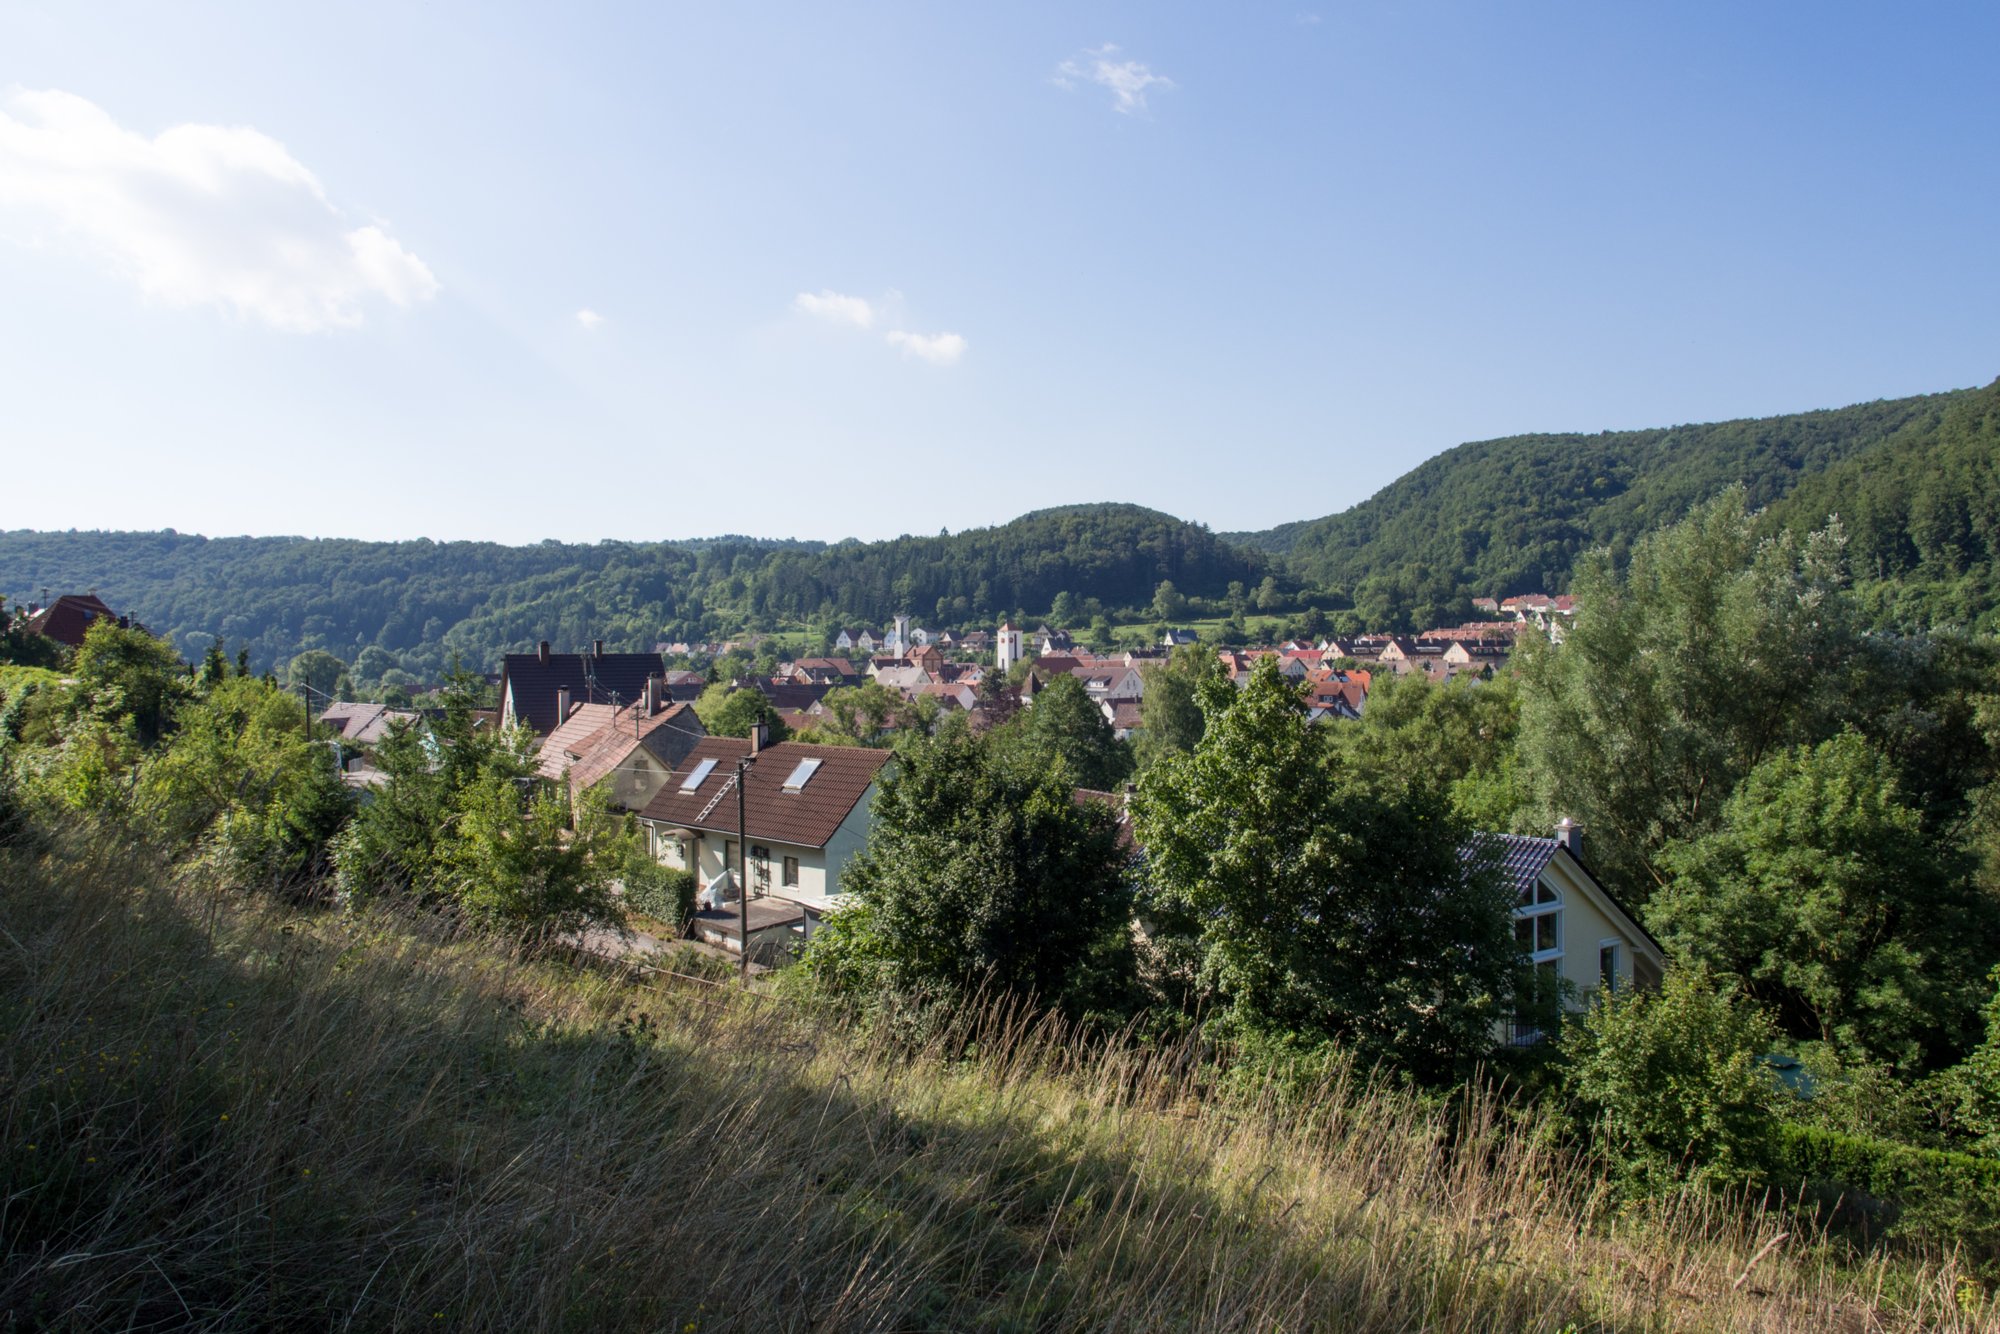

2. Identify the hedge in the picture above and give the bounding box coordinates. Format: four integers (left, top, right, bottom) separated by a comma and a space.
1778, 1123, 2000, 1264
623, 863, 697, 932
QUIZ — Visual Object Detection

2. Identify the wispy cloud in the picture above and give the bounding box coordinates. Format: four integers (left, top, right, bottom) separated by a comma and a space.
575, 308, 604, 330
1055, 44, 1175, 115
793, 288, 875, 329
885, 329, 967, 366
0, 88, 437, 332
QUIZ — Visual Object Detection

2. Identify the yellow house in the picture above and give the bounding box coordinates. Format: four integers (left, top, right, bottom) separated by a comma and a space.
1485, 819, 1664, 1043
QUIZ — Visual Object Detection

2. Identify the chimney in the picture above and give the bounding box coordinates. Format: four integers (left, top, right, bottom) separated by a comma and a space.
749, 722, 769, 755
593, 639, 605, 659
537, 640, 551, 665
644, 676, 660, 716
556, 686, 572, 724
1555, 817, 1583, 859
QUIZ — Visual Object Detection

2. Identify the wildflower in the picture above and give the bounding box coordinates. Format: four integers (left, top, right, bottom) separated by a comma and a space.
219, 1114, 229, 1122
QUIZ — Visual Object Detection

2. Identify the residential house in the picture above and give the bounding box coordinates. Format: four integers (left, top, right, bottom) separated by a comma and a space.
22, 593, 127, 648
1104, 700, 1144, 741
1481, 820, 1665, 1043
1037, 626, 1075, 656
1071, 663, 1145, 705
789, 657, 861, 687
538, 686, 708, 813
498, 641, 665, 735
1161, 627, 1201, 647
638, 737, 892, 955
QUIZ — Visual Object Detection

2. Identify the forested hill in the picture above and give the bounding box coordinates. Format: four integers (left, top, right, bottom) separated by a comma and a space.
0, 503, 1258, 676
1772, 377, 2000, 631
1225, 387, 1974, 625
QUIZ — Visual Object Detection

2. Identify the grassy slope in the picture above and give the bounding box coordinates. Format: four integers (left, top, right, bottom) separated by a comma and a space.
2, 833, 1988, 1331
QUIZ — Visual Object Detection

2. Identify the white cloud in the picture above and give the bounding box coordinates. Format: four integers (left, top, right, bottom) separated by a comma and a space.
885, 329, 967, 366
575, 308, 604, 330
793, 288, 875, 329
1055, 45, 1175, 114
0, 88, 438, 332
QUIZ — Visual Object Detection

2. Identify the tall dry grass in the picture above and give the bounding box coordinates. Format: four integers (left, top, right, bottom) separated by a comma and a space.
1, 827, 1993, 1332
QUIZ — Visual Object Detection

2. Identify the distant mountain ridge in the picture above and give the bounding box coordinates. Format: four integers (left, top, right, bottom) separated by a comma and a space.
1223, 387, 1976, 625
5, 381, 1996, 675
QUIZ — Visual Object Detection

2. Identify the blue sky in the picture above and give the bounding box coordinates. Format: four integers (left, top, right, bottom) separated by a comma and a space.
1, 2, 1995, 544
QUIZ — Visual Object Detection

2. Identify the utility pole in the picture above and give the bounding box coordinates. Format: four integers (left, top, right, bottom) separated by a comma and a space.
736, 754, 753, 985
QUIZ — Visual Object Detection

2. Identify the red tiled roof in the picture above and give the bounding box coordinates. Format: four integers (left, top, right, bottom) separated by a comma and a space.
564, 702, 704, 794
23, 593, 119, 648
639, 739, 891, 849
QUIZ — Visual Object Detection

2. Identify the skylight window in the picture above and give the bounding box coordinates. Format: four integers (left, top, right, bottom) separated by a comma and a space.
680, 758, 718, 791
781, 758, 823, 792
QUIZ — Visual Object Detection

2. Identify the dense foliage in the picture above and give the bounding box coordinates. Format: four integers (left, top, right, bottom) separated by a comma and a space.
1133, 660, 1519, 1079
0, 504, 1260, 679
1227, 388, 1963, 628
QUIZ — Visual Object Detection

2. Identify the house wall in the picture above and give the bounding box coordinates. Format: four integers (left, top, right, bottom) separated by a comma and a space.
641, 780, 878, 914
1535, 853, 1663, 998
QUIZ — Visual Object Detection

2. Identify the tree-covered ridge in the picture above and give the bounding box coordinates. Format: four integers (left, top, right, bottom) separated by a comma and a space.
0, 504, 1260, 676
1772, 378, 2000, 631
1226, 387, 1968, 621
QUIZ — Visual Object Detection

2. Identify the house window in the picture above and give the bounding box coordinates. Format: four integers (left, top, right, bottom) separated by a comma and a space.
1514, 879, 1562, 962
1599, 943, 1620, 993
752, 844, 770, 894
782, 855, 799, 888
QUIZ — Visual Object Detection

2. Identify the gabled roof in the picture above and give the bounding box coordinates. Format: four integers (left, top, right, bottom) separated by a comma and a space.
563, 702, 703, 794
318, 701, 420, 746
756, 680, 833, 711
535, 703, 620, 780
638, 740, 891, 849
499, 651, 664, 735
1468, 833, 1663, 955
24, 593, 120, 647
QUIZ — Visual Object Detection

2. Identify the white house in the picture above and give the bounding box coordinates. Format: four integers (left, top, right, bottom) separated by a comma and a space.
1481, 819, 1665, 1043
637, 736, 891, 955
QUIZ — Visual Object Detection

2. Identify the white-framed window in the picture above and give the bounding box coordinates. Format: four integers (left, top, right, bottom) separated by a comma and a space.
1514, 878, 1562, 962
1599, 941, 1621, 993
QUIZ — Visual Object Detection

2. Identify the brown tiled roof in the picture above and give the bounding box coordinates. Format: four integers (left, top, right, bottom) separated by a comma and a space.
639, 739, 891, 849
536, 703, 620, 780
318, 701, 420, 746
565, 702, 704, 794
24, 593, 119, 648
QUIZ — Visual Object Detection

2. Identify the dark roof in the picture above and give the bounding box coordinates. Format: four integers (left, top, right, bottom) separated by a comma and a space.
1467, 833, 1663, 953
639, 739, 891, 849
499, 651, 663, 735
24, 593, 119, 647
755, 681, 832, 711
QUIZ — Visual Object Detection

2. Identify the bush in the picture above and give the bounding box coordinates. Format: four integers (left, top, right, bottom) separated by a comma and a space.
1779, 1123, 2000, 1267
1561, 965, 1784, 1191
624, 858, 697, 931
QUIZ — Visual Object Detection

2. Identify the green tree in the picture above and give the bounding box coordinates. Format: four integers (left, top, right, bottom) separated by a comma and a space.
804, 719, 1134, 1021
139, 674, 353, 888
1561, 966, 1782, 1191
444, 773, 623, 945
1254, 575, 1283, 612
1327, 670, 1528, 829
1049, 590, 1078, 626
693, 684, 791, 742
1516, 490, 1859, 899
1001, 673, 1134, 791
1133, 660, 1517, 1079
286, 649, 348, 703
1649, 731, 1991, 1071
1151, 580, 1187, 623
1136, 641, 1221, 766
807, 680, 906, 746
72, 619, 187, 748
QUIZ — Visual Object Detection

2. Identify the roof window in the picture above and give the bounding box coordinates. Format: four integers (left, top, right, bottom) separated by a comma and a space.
680, 757, 718, 791
781, 758, 823, 792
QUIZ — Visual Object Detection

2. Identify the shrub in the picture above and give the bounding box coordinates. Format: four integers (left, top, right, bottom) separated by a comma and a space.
624, 857, 697, 931
1778, 1123, 2000, 1267
1561, 965, 1784, 1191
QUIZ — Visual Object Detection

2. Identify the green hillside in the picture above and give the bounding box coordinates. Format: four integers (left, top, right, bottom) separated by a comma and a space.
0, 504, 1258, 676
1772, 378, 2000, 632
1226, 388, 1972, 626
